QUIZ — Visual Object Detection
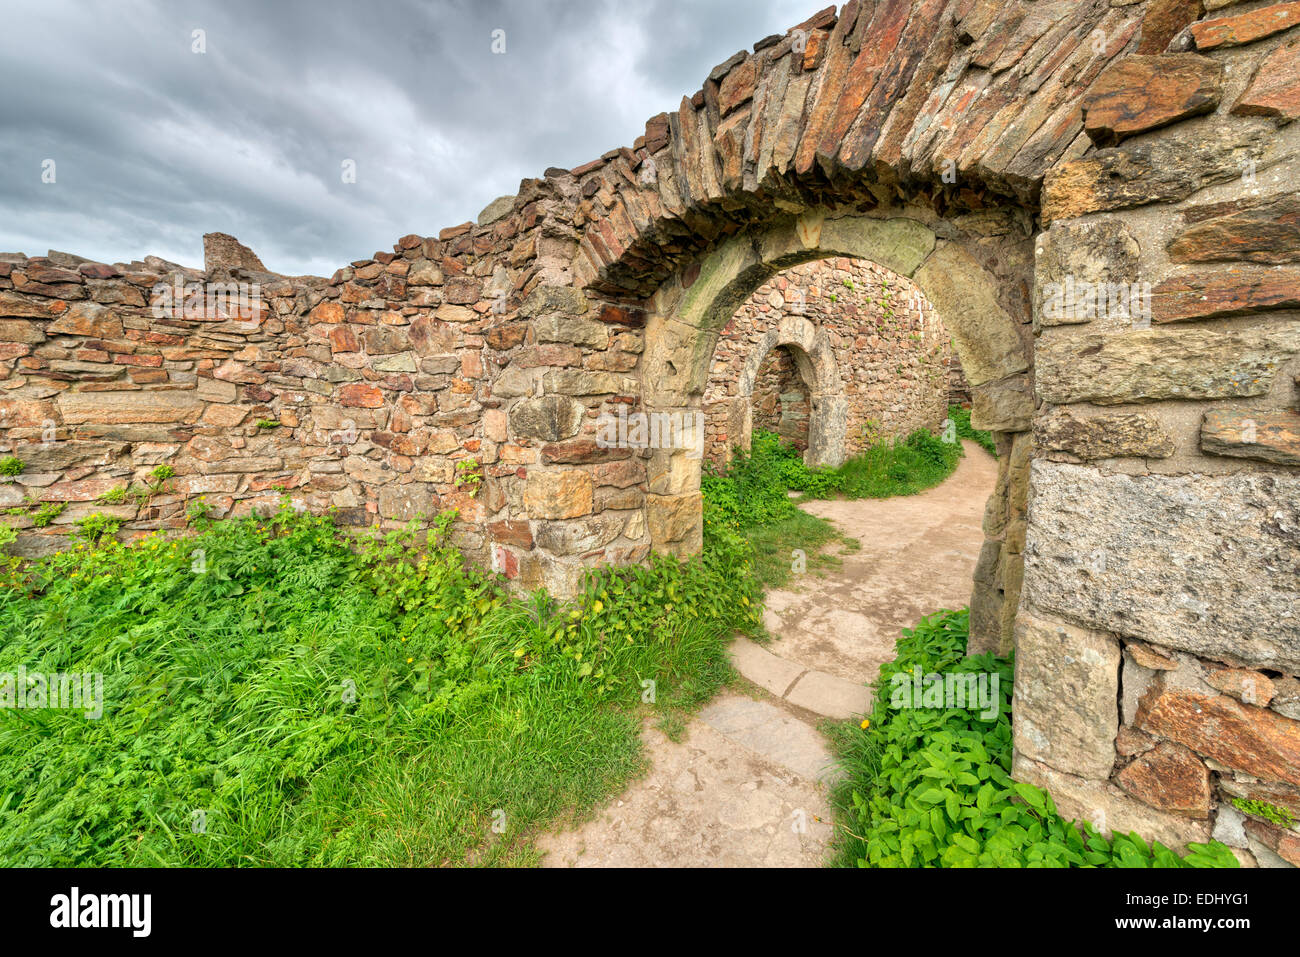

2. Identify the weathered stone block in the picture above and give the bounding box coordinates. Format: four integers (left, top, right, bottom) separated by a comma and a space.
0, 398, 58, 428
1201, 408, 1300, 465
523, 469, 593, 520
534, 314, 609, 348
1035, 221, 1142, 329
1168, 193, 1300, 265
534, 516, 624, 555
1035, 407, 1174, 461
646, 492, 702, 554
1115, 742, 1212, 818
1191, 2, 1300, 49
0, 319, 46, 344
1035, 326, 1300, 405
508, 395, 585, 442
1023, 461, 1300, 672
1013, 614, 1120, 780
59, 390, 202, 425
338, 384, 385, 408
1153, 267, 1300, 322
518, 285, 589, 318
46, 302, 123, 338
1082, 55, 1222, 146
1042, 120, 1272, 222
543, 370, 630, 396
970, 374, 1032, 432
1138, 686, 1300, 787
1233, 36, 1300, 122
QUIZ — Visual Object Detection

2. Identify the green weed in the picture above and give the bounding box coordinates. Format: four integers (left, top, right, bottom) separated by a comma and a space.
826, 609, 1239, 868
0, 502, 761, 866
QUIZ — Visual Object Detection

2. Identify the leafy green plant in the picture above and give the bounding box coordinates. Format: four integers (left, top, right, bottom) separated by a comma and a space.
186, 497, 213, 526
828, 609, 1238, 868
96, 486, 128, 505
73, 512, 122, 543
0, 500, 761, 866
31, 502, 66, 528
1232, 797, 1296, 828
454, 458, 483, 498
255, 420, 281, 430
0, 456, 25, 477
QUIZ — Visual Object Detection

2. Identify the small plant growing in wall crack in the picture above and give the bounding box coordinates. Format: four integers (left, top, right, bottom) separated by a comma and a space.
455, 458, 483, 498
96, 486, 128, 505
186, 496, 213, 527
74, 512, 122, 543
0, 456, 25, 477
145, 464, 174, 493
1232, 797, 1296, 828
32, 501, 67, 528
256, 419, 281, 430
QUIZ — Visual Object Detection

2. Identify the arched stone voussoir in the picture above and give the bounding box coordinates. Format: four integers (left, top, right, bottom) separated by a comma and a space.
640, 312, 721, 408
913, 240, 1030, 388
813, 215, 938, 279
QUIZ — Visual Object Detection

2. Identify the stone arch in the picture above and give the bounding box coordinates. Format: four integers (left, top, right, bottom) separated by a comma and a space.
733, 314, 845, 467
637, 211, 1032, 639
642, 212, 1028, 409
12, 0, 1300, 857
492, 1, 1300, 854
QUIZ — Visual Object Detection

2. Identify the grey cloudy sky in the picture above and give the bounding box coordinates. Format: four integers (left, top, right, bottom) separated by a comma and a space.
0, 0, 820, 276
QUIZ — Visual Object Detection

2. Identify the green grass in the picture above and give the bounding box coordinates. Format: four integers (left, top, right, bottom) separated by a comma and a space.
949, 404, 996, 457
743, 509, 859, 590
805, 428, 962, 500
702, 425, 964, 584
826, 608, 1239, 868
704, 427, 964, 530
0, 502, 763, 866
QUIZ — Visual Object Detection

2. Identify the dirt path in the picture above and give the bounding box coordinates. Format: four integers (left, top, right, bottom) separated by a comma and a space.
538, 441, 997, 867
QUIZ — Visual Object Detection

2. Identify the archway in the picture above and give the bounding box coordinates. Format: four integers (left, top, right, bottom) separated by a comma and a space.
492, 1, 1300, 854
703, 254, 954, 469
734, 314, 845, 468
637, 210, 1031, 658
749, 344, 813, 454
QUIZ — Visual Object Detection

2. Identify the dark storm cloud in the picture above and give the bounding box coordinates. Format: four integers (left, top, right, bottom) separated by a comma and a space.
0, 0, 818, 275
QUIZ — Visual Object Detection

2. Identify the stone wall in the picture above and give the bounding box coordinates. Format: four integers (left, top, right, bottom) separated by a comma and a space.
1011, 5, 1300, 865
701, 257, 951, 465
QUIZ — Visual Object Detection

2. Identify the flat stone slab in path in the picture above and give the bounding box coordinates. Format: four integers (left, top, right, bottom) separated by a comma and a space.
728, 636, 873, 719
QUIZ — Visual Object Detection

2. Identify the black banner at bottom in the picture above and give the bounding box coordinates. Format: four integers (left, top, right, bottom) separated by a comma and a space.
0, 865, 1281, 943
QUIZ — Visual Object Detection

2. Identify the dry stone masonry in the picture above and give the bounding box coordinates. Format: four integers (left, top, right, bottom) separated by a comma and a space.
4, 0, 1300, 863
701, 257, 951, 466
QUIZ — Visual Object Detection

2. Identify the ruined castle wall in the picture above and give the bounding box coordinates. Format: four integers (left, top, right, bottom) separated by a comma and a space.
6, 0, 1300, 866
701, 257, 951, 465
